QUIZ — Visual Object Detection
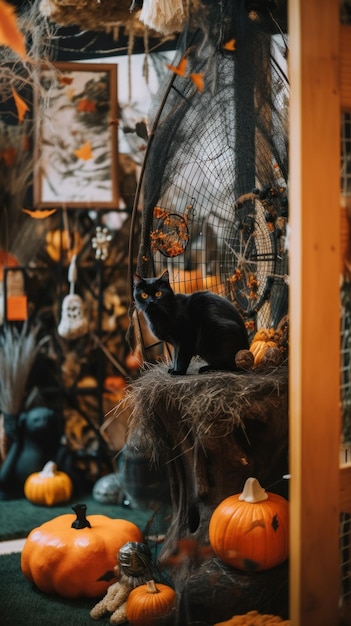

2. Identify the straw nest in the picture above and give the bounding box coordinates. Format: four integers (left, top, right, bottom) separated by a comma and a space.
38, 0, 168, 38
120, 360, 288, 459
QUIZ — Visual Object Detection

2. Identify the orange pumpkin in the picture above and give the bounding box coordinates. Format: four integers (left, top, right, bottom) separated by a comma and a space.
170, 269, 203, 294
202, 274, 225, 295
104, 375, 126, 392
249, 339, 277, 366
125, 351, 142, 370
126, 579, 176, 626
209, 477, 289, 571
21, 504, 143, 598
45, 229, 82, 263
103, 376, 127, 404
24, 460, 73, 506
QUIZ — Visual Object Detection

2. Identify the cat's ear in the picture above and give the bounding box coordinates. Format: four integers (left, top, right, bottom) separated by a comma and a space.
133, 273, 143, 285
159, 269, 169, 282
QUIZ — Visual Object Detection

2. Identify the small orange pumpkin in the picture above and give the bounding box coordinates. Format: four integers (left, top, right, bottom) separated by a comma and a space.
21, 504, 144, 598
24, 460, 73, 506
126, 579, 176, 626
104, 375, 126, 392
209, 477, 289, 571
103, 375, 127, 404
249, 339, 277, 366
125, 351, 142, 370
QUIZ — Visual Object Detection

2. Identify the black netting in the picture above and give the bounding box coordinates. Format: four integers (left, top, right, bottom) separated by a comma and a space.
130, 0, 289, 338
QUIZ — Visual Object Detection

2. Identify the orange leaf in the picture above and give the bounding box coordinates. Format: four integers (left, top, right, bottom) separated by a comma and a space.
12, 88, 29, 123
189, 73, 204, 92
77, 98, 97, 113
74, 141, 93, 161
0, 146, 16, 167
0, 0, 26, 59
166, 57, 188, 77
223, 38, 236, 51
22, 208, 58, 219
58, 76, 74, 86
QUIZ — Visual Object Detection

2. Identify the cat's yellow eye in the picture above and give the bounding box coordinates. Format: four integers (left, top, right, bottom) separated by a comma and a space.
141, 292, 148, 299
155, 290, 163, 298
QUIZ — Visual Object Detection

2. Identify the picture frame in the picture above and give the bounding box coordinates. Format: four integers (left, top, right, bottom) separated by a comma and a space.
34, 62, 118, 209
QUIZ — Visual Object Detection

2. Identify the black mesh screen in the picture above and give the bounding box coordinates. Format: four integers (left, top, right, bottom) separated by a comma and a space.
131, 0, 289, 337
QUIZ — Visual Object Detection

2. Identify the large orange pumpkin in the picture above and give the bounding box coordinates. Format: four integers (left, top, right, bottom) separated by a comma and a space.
21, 504, 143, 598
209, 477, 289, 571
126, 579, 176, 626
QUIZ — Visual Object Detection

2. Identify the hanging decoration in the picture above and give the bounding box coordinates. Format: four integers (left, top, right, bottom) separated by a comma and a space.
139, 0, 190, 35
57, 254, 89, 340
92, 226, 112, 261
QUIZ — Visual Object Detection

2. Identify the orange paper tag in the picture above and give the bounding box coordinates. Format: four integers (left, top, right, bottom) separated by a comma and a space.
6, 295, 28, 321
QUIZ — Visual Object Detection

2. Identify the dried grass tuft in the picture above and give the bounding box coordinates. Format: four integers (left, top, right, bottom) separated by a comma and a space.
0, 323, 48, 415
114, 361, 288, 460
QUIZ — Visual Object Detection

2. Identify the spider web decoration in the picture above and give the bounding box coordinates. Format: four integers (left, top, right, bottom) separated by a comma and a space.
129, 0, 289, 344
223, 186, 289, 329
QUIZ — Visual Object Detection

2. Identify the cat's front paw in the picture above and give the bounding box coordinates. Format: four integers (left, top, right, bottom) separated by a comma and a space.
198, 364, 213, 373
168, 368, 186, 375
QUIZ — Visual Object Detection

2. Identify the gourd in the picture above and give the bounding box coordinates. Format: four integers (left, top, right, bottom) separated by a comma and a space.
250, 326, 287, 366
126, 579, 176, 626
235, 349, 255, 371
249, 339, 278, 367
21, 503, 143, 599
24, 461, 73, 506
209, 477, 289, 571
214, 610, 291, 625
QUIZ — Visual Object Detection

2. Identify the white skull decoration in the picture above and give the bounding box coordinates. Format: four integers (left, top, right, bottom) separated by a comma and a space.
58, 294, 88, 340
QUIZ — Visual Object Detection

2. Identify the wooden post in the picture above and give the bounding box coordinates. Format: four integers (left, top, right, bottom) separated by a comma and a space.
288, 1, 341, 625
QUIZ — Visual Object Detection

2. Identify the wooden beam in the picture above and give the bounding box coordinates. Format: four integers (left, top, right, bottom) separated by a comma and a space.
288, 1, 341, 625
340, 464, 351, 512
340, 26, 351, 110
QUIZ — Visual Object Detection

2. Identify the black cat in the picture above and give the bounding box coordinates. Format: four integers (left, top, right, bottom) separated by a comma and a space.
133, 270, 249, 375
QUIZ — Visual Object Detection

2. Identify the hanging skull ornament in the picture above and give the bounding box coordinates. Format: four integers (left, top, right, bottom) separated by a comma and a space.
58, 294, 89, 340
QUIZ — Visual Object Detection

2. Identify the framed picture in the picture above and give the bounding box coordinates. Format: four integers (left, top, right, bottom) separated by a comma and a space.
34, 62, 118, 209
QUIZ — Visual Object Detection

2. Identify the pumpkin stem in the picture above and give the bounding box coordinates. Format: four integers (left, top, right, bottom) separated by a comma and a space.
146, 579, 159, 594
71, 503, 92, 529
239, 477, 268, 503
39, 460, 57, 477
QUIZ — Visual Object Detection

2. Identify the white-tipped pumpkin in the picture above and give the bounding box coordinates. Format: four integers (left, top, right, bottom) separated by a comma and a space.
209, 477, 289, 571
24, 461, 73, 506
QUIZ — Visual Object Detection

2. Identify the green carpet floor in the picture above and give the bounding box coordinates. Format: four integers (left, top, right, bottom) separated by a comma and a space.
0, 497, 169, 625
0, 495, 154, 541
0, 552, 112, 625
